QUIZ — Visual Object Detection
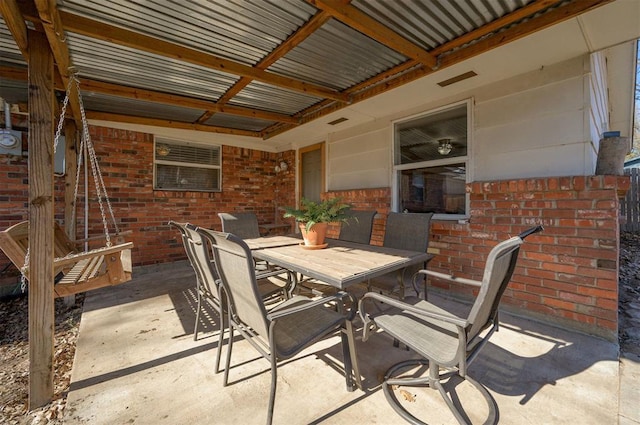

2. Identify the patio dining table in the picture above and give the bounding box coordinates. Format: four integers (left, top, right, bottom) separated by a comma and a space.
244, 235, 432, 391
244, 234, 302, 250
246, 236, 433, 291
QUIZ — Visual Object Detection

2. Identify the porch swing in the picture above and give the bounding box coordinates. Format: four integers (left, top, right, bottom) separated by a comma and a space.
0, 75, 134, 297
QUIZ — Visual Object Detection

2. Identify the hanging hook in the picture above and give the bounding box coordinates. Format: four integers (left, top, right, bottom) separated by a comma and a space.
55, 29, 67, 43
67, 66, 80, 82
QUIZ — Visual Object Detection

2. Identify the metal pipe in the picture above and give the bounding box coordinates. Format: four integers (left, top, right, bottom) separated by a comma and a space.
4, 101, 11, 129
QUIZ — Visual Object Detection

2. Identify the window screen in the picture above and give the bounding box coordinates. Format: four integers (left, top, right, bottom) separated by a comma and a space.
154, 138, 221, 192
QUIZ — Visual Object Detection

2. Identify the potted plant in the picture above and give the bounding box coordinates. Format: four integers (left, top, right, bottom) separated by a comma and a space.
283, 197, 352, 247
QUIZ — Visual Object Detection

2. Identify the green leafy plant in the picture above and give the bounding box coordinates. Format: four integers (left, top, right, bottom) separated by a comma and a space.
283, 197, 353, 232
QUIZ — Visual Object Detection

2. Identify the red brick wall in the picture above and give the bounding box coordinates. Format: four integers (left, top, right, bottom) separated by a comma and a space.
326, 176, 628, 341
0, 129, 67, 228
322, 188, 390, 244
455, 176, 628, 341
0, 125, 295, 270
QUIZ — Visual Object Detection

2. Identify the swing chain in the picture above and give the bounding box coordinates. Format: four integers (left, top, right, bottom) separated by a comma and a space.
19, 73, 123, 291
73, 75, 120, 246
20, 250, 29, 293
53, 76, 74, 155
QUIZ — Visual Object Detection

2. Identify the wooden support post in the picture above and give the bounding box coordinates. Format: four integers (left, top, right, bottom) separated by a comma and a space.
62, 120, 78, 305
63, 120, 77, 240
27, 29, 55, 410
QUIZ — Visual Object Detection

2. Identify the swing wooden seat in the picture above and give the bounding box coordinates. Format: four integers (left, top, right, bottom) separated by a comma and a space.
0, 221, 133, 297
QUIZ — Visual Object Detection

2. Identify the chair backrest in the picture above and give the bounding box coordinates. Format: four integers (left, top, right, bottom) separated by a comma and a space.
218, 212, 261, 239
382, 212, 433, 252
169, 221, 220, 299
183, 225, 221, 298
169, 220, 200, 279
338, 210, 376, 244
199, 230, 270, 338
465, 235, 523, 344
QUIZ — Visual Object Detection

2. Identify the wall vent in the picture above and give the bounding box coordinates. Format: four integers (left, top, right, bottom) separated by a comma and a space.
328, 117, 348, 125
437, 71, 478, 87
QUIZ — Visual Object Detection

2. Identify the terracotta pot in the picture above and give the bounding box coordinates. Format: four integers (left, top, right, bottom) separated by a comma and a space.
299, 222, 328, 246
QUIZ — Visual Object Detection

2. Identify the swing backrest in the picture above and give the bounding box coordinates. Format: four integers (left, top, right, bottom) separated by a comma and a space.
0, 220, 134, 297
0, 221, 80, 270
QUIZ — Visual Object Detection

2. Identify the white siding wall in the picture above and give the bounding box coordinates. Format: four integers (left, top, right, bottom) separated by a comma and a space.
588, 51, 609, 167
327, 125, 389, 190
473, 56, 593, 180
607, 41, 637, 140
327, 54, 602, 189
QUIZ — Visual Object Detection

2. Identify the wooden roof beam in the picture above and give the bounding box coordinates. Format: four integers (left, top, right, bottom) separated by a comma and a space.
198, 11, 330, 123
57, 11, 349, 103
0, 0, 29, 59
33, 0, 82, 127
430, 0, 563, 57
79, 79, 299, 124
0, 66, 298, 125
308, 0, 438, 69
85, 111, 262, 138
216, 11, 332, 106
264, 0, 611, 139
439, 0, 612, 65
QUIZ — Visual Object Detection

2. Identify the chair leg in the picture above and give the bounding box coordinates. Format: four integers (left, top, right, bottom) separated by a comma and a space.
342, 320, 362, 390
266, 357, 278, 425
433, 374, 498, 425
193, 290, 202, 341
382, 359, 498, 425
214, 300, 224, 374
287, 272, 298, 298
223, 309, 234, 387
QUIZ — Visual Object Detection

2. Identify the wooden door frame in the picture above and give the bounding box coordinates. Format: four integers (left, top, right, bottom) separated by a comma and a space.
297, 142, 325, 206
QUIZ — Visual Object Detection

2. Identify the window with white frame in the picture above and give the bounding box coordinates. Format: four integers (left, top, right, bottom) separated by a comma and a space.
154, 138, 221, 192
393, 101, 470, 219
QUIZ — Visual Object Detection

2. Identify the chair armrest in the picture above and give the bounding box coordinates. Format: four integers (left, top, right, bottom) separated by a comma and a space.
415, 269, 482, 287
267, 291, 356, 321
256, 267, 290, 280
54, 242, 134, 268
358, 292, 468, 327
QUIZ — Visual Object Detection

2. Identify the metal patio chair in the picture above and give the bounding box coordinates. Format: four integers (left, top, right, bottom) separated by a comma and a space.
169, 221, 226, 375
219, 211, 288, 275
205, 230, 361, 425
338, 209, 377, 244
218, 212, 261, 239
170, 222, 289, 343
196, 226, 292, 305
367, 212, 434, 299
358, 226, 543, 425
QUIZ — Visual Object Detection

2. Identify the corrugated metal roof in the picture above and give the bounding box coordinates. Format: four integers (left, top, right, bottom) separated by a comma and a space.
0, 19, 25, 67
81, 92, 205, 122
268, 19, 407, 91
58, 0, 317, 67
0, 0, 596, 139
351, 0, 533, 50
230, 81, 322, 116
67, 33, 238, 101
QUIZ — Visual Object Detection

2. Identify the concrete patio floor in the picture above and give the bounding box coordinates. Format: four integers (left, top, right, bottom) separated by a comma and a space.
62, 261, 639, 424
